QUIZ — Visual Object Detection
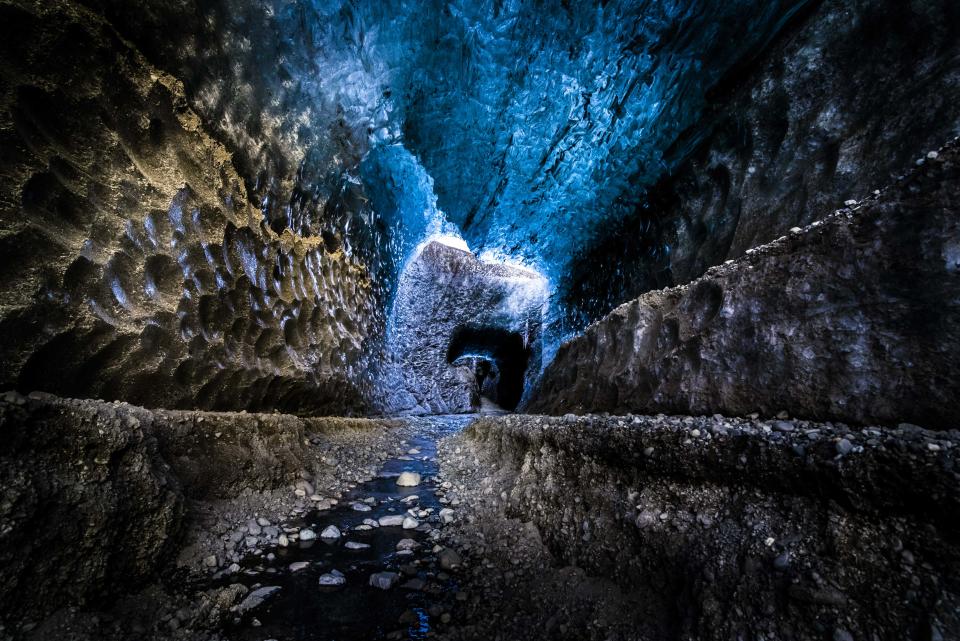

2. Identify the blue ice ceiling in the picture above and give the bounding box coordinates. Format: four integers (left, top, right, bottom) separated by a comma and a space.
270, 0, 809, 290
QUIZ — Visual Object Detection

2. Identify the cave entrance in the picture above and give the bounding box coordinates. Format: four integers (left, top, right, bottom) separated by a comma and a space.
446, 326, 530, 411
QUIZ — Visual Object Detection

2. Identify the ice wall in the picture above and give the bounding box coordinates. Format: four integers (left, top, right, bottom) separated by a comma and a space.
266, 0, 811, 295
84, 0, 813, 349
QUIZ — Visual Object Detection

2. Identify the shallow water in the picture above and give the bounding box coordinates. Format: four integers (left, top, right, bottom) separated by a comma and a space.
222, 415, 476, 641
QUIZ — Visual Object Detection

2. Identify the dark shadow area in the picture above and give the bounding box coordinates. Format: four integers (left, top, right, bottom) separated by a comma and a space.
446, 326, 530, 411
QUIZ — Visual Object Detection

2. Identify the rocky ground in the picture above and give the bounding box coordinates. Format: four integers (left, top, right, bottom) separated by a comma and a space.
433, 446, 658, 641
434, 413, 960, 641
3, 396, 958, 641
177, 415, 415, 576
0, 392, 416, 641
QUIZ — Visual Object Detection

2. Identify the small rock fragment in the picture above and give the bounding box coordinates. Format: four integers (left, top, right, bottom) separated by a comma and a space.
318, 570, 346, 586
345, 541, 370, 550
438, 548, 462, 570
369, 571, 400, 590
396, 471, 422, 487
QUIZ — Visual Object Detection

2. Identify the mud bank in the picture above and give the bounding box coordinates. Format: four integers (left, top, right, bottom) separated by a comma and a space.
0, 392, 412, 636
437, 414, 960, 641
531, 138, 960, 429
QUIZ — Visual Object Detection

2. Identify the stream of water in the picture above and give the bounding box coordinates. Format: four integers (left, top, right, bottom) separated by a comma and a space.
221, 415, 476, 641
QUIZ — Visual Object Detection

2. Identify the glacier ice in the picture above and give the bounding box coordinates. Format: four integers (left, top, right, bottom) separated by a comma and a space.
242, 0, 812, 331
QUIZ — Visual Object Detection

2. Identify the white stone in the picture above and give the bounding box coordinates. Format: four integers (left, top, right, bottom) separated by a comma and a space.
320, 525, 341, 539
345, 541, 370, 550
396, 538, 419, 552
368, 571, 400, 590
396, 471, 422, 487
318, 570, 346, 586
236, 586, 281, 614
379, 515, 405, 527
402, 517, 419, 529
298, 528, 317, 541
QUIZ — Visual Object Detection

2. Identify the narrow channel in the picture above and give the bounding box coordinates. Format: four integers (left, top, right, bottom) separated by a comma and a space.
217, 415, 476, 641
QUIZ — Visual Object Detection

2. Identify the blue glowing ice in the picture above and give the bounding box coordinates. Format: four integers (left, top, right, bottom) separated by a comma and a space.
268, 0, 810, 314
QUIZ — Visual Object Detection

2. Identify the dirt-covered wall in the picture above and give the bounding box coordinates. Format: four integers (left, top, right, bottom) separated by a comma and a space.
0, 391, 409, 624
530, 138, 960, 429
442, 414, 959, 640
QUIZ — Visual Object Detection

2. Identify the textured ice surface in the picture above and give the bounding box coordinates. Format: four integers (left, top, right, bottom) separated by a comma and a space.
221, 0, 809, 338
275, 0, 805, 265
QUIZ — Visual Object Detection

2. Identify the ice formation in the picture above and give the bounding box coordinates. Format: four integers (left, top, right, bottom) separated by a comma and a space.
268, 1, 810, 291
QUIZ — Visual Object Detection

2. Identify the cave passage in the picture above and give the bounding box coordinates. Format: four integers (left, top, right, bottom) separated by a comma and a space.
1, 0, 959, 640
446, 326, 531, 411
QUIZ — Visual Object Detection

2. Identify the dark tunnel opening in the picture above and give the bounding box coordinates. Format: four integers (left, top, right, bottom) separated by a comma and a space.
446, 325, 531, 411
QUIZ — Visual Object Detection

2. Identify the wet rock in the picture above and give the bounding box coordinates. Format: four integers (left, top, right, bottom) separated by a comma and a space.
396, 539, 420, 552
401, 578, 426, 591
402, 517, 420, 529
289, 562, 310, 572
299, 529, 318, 541
438, 548, 462, 570
836, 439, 854, 456
345, 541, 371, 550
295, 481, 316, 497
320, 525, 341, 539
318, 570, 346, 586
235, 586, 281, 614
396, 471, 422, 487
369, 572, 400, 590
379, 515, 406, 527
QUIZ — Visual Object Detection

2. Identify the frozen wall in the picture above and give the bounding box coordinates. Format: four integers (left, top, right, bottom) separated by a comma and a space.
15, 0, 951, 411
79, 0, 812, 311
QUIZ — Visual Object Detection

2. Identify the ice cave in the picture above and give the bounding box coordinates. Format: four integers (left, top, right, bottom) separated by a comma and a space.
0, 0, 958, 639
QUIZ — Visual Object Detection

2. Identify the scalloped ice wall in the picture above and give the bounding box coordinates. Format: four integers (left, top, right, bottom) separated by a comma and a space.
0, 0, 383, 413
